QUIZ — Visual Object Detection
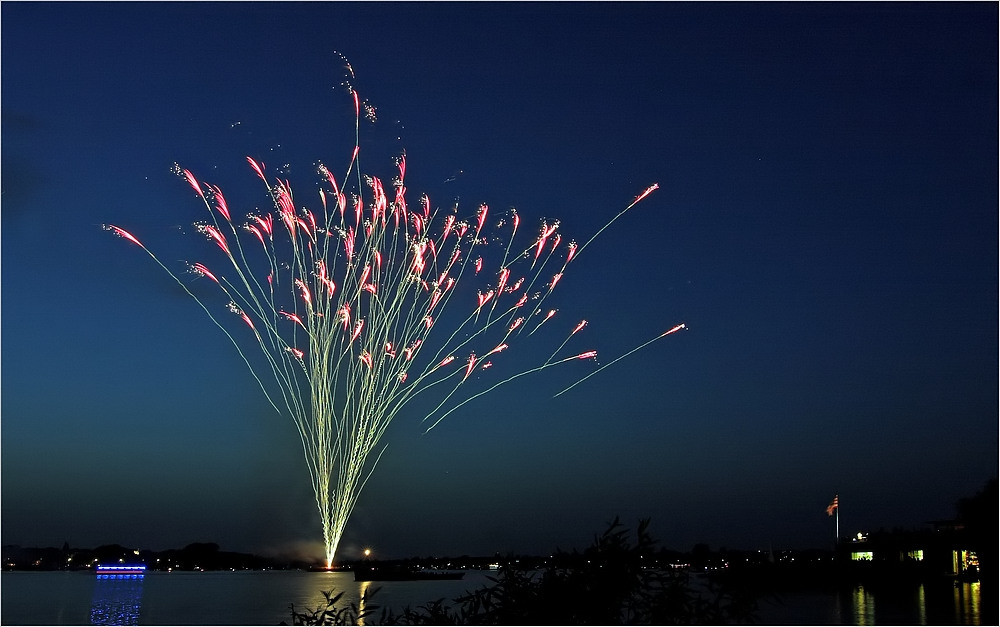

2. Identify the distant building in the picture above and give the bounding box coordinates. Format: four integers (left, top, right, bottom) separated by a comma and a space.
836, 520, 979, 578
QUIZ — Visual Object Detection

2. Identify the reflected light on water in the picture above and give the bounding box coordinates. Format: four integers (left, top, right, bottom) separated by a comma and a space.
286, 569, 497, 622
954, 581, 981, 625
917, 583, 926, 626
854, 585, 875, 626
89, 577, 143, 625
291, 572, 359, 616
359, 580, 373, 626
833, 580, 983, 626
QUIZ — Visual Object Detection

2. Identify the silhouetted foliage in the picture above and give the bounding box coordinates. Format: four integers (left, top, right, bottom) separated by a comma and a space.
285, 588, 380, 626
290, 518, 759, 625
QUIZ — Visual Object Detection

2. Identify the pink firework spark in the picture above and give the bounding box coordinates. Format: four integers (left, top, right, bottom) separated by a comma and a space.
421, 194, 431, 220
442, 215, 456, 242
566, 242, 578, 263
304, 208, 318, 234
182, 169, 204, 199
476, 204, 489, 235
350, 319, 365, 343
485, 343, 508, 358
534, 221, 558, 260
317, 261, 336, 296
200, 224, 228, 254
107, 225, 144, 247
549, 273, 563, 291
497, 268, 510, 295
394, 193, 406, 227
344, 227, 356, 260
294, 215, 310, 234
276, 185, 296, 233
209, 185, 231, 222
403, 340, 421, 361
295, 279, 312, 307
630, 183, 659, 207
279, 310, 305, 328
372, 177, 388, 223
191, 262, 220, 284
336, 191, 347, 217
247, 156, 266, 180
429, 289, 443, 312
240, 313, 255, 330
476, 290, 494, 309
321, 164, 341, 196
251, 214, 273, 237
247, 224, 266, 247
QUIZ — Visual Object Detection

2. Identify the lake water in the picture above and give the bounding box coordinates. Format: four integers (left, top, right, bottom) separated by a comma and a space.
0, 570, 987, 625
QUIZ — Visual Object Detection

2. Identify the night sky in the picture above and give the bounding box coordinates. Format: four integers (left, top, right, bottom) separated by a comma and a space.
2, 3, 996, 561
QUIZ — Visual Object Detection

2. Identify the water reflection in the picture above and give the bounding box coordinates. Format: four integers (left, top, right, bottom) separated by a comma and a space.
853, 585, 875, 625
89, 576, 144, 625
284, 571, 985, 626
953, 581, 981, 625
837, 581, 983, 626
358, 580, 373, 626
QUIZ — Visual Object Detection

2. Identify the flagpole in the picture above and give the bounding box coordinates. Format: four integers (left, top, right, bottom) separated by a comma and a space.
827, 493, 839, 546
835, 502, 839, 542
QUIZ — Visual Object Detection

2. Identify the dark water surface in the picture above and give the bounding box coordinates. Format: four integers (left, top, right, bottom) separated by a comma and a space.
0, 570, 987, 625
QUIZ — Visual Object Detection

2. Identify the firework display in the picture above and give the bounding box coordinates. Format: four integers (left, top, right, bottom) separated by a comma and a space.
107, 81, 683, 568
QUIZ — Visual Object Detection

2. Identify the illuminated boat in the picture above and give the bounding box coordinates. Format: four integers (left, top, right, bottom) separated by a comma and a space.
95, 564, 146, 579
353, 565, 464, 581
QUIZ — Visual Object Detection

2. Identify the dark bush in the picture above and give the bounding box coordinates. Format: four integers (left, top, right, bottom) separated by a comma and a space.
288, 518, 759, 625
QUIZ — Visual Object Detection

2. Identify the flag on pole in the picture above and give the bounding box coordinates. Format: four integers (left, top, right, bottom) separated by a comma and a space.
826, 494, 839, 516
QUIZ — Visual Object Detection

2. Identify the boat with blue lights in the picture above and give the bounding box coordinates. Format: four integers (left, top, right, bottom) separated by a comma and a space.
95, 564, 146, 579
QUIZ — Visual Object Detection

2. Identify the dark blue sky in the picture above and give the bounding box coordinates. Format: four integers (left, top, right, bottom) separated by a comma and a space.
3, 2, 996, 561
